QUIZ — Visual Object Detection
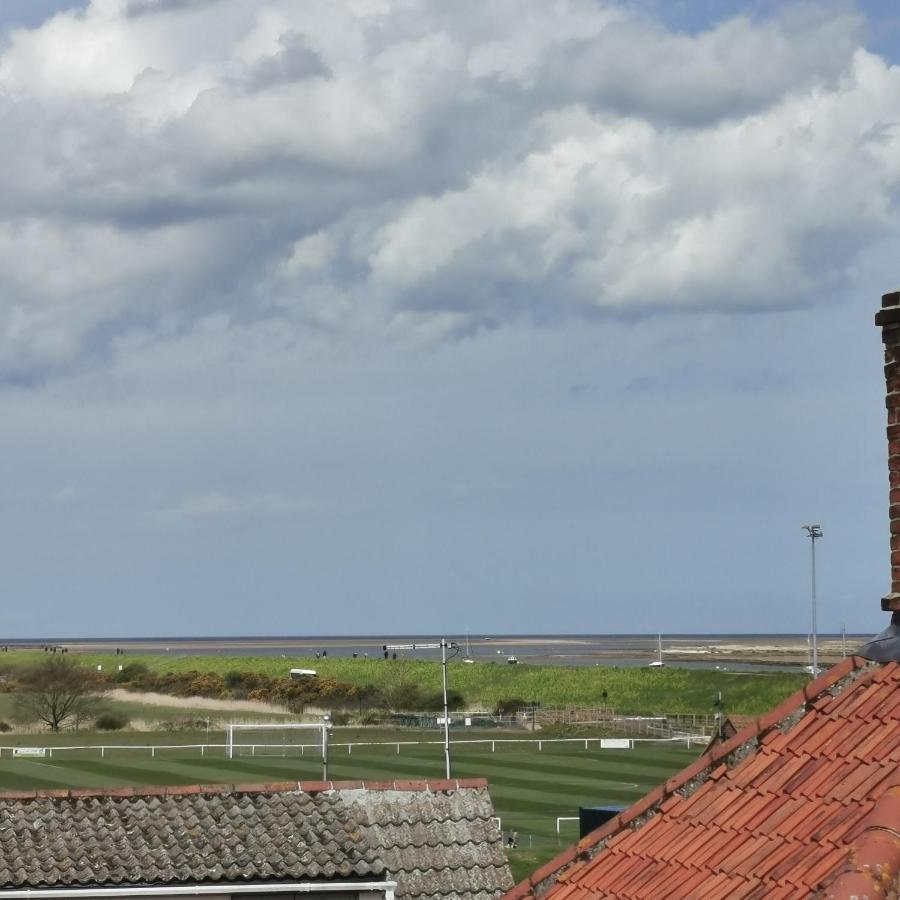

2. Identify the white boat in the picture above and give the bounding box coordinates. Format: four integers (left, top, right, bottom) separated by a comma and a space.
506, 655, 519, 665
647, 634, 665, 668
463, 632, 475, 663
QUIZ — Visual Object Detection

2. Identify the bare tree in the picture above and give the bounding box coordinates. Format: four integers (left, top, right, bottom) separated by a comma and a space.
14, 658, 107, 732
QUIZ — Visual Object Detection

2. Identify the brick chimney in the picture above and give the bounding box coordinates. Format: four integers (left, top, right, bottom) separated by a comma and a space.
861, 290, 900, 661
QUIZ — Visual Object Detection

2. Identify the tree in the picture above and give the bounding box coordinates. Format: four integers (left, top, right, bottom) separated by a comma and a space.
14, 658, 107, 732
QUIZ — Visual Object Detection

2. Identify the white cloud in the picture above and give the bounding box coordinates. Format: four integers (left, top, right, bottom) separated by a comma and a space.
51, 485, 81, 505
0, 0, 896, 373
151, 490, 314, 522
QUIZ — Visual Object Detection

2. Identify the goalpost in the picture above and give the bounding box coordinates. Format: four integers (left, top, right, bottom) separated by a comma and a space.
225, 722, 331, 779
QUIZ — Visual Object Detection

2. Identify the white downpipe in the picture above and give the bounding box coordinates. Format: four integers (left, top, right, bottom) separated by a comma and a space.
0, 881, 397, 899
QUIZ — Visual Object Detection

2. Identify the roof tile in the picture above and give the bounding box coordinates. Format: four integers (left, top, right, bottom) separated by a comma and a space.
0, 782, 512, 900
507, 660, 900, 900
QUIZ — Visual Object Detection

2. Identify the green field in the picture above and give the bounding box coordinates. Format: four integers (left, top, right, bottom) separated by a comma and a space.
0, 650, 808, 714
0, 729, 699, 881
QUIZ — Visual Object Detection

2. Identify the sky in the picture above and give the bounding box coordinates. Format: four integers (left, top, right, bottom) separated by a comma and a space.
1, 1, 899, 639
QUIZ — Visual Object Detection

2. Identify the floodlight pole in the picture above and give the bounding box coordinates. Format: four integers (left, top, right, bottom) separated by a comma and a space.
802, 525, 823, 677
441, 638, 451, 779
384, 639, 457, 778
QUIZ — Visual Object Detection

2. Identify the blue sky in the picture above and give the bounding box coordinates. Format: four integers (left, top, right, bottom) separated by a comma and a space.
0, 0, 898, 638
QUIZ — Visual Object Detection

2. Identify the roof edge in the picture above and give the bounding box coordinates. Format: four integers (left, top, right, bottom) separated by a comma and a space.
0, 777, 490, 802
503, 655, 872, 900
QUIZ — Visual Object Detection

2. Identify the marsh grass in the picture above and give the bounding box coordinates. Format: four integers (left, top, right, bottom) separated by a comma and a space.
2, 651, 807, 715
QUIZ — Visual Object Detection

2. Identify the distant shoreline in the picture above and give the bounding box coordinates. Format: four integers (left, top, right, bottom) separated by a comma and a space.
3, 633, 863, 671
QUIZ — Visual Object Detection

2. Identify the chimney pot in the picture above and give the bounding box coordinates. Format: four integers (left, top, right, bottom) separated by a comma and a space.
883, 291, 900, 308
875, 308, 900, 327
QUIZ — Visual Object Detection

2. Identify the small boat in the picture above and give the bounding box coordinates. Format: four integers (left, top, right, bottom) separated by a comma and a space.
647, 634, 665, 668
463, 631, 475, 664
507, 655, 519, 665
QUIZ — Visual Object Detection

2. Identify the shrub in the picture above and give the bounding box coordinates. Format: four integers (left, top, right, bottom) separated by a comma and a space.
358, 711, 381, 725
95, 712, 129, 731
157, 718, 210, 732
423, 689, 466, 711
493, 697, 529, 716
115, 663, 149, 685
224, 670, 245, 689
0, 721, 12, 732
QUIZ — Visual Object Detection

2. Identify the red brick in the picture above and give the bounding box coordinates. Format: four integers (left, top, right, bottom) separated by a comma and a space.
454, 777, 489, 789
360, 780, 396, 791
297, 780, 333, 793
426, 779, 457, 791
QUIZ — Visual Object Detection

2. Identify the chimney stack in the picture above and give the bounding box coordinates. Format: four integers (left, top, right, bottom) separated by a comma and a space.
861, 290, 900, 661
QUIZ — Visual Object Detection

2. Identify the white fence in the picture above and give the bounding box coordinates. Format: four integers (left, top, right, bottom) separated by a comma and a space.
0, 733, 705, 759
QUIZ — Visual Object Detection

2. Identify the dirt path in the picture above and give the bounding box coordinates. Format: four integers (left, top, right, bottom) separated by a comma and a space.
108, 689, 292, 715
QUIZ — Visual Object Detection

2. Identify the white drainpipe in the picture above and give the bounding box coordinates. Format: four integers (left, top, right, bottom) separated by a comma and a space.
0, 883, 396, 900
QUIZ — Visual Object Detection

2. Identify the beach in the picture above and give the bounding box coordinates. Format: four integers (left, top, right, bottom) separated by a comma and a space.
7, 633, 863, 671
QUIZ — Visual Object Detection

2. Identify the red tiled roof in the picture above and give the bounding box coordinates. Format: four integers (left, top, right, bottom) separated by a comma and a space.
506, 657, 900, 900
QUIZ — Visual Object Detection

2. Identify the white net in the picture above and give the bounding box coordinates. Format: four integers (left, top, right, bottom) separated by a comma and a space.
226, 723, 328, 760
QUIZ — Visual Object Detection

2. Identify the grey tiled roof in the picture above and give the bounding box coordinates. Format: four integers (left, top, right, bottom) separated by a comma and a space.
0, 779, 513, 900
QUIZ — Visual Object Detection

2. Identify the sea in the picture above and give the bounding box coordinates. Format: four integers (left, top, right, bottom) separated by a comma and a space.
2, 633, 866, 673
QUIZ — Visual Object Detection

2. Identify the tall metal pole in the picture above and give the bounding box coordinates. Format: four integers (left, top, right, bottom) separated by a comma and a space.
441, 638, 451, 778
811, 535, 818, 676
802, 525, 823, 677
383, 639, 456, 778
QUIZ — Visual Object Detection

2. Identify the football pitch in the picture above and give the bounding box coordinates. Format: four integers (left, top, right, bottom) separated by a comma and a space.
0, 737, 699, 881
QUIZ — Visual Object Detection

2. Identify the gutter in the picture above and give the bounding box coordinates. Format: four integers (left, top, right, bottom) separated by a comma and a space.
0, 883, 397, 900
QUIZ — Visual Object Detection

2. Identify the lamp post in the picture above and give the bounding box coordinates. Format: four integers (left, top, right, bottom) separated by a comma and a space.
802, 524, 823, 676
